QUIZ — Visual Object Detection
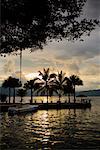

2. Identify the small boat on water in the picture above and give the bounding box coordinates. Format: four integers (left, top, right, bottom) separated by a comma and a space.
8, 104, 38, 115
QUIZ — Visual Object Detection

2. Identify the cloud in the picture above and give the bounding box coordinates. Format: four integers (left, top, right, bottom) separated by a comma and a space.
66, 63, 79, 75
0, 75, 7, 85
84, 0, 100, 19
80, 63, 100, 76
0, 0, 100, 91
11, 71, 27, 83
4, 59, 15, 74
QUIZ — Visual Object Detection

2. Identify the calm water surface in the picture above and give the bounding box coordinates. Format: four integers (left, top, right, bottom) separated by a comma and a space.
0, 96, 100, 150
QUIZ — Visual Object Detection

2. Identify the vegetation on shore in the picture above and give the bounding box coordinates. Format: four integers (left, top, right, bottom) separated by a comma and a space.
1, 68, 83, 103
2, 77, 21, 103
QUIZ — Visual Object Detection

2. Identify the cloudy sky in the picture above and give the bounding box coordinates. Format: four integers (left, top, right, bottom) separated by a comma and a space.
0, 0, 100, 91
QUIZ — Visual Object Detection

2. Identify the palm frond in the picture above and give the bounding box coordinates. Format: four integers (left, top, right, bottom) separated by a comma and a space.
49, 73, 57, 79
38, 71, 43, 76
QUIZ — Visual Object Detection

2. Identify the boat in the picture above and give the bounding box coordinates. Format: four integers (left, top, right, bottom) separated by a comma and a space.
8, 104, 38, 115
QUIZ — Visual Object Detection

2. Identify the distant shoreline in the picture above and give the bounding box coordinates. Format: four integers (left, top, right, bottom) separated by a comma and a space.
0, 89, 100, 97
3, 95, 100, 97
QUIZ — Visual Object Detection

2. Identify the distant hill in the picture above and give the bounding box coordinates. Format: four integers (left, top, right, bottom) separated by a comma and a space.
0, 87, 100, 96
76, 89, 100, 96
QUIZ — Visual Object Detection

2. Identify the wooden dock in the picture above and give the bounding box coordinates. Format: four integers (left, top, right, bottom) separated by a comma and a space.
0, 102, 91, 112
37, 102, 91, 109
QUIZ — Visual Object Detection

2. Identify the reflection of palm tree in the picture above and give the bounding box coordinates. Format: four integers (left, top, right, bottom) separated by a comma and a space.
17, 88, 26, 103
38, 68, 56, 103
24, 78, 39, 103
53, 71, 67, 102
2, 76, 21, 103
69, 75, 83, 103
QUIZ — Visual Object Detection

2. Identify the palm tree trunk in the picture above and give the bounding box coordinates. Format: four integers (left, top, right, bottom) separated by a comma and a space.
59, 94, 61, 102
30, 88, 33, 103
46, 81, 49, 103
68, 93, 70, 103
47, 89, 48, 103
8, 87, 11, 103
20, 96, 23, 103
13, 88, 15, 103
73, 85, 76, 103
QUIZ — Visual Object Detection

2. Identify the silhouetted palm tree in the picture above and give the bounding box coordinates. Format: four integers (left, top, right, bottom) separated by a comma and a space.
63, 78, 73, 103
17, 88, 26, 103
2, 77, 11, 103
24, 78, 39, 103
11, 78, 22, 103
53, 71, 67, 102
2, 76, 21, 103
69, 75, 83, 103
38, 68, 56, 103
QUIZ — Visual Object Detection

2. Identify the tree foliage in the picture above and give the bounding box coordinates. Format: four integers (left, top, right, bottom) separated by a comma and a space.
2, 76, 21, 103
38, 68, 56, 102
52, 71, 68, 101
1, 0, 99, 54
2, 76, 21, 89
69, 75, 83, 102
17, 88, 27, 102
24, 78, 39, 103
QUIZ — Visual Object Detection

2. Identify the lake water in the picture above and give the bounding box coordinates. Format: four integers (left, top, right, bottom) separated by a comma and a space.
0, 96, 100, 149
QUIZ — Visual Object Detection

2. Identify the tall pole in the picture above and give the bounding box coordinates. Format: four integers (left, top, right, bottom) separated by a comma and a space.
20, 49, 22, 82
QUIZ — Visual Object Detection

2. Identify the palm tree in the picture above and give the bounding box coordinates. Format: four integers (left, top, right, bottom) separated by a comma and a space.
69, 75, 83, 103
17, 88, 26, 103
2, 79, 11, 103
24, 78, 39, 104
63, 78, 73, 103
53, 71, 67, 102
2, 76, 21, 103
11, 78, 22, 103
38, 68, 56, 103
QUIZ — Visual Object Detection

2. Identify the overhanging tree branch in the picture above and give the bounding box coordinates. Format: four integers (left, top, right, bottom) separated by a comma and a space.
1, 0, 100, 55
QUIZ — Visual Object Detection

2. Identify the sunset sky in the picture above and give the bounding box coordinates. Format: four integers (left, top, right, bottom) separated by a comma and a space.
0, 0, 100, 91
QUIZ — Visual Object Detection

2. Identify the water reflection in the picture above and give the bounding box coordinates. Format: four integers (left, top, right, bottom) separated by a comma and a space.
1, 98, 100, 149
